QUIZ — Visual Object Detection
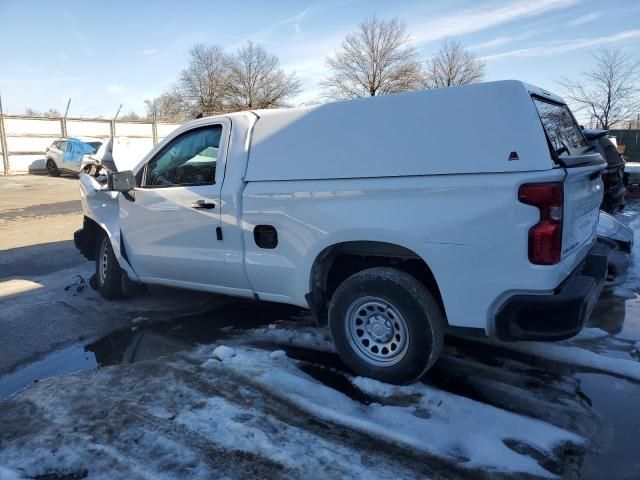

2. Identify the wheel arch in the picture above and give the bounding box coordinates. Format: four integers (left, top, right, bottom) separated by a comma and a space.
78, 215, 140, 282
307, 240, 446, 326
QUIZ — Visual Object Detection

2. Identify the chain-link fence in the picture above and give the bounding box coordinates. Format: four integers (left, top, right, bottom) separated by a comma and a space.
0, 107, 183, 175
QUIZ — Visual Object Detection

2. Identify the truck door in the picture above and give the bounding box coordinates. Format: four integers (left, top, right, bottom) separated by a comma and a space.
118, 119, 249, 294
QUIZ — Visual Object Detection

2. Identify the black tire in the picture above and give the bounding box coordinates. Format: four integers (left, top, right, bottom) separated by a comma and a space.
46, 159, 60, 177
328, 267, 445, 385
95, 233, 124, 300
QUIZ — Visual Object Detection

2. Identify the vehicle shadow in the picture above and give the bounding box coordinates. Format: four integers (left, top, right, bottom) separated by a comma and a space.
0, 240, 84, 281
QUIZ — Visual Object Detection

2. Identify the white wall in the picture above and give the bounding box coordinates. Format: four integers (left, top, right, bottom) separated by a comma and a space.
67, 120, 111, 137
3, 118, 61, 173
1, 116, 183, 174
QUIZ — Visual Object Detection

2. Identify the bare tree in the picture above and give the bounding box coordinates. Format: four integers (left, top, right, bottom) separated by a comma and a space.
424, 39, 485, 89
152, 42, 301, 117
144, 92, 189, 121
559, 48, 640, 129
43, 108, 62, 117
120, 111, 141, 121
226, 41, 301, 111
322, 16, 425, 99
176, 44, 230, 116
24, 108, 61, 117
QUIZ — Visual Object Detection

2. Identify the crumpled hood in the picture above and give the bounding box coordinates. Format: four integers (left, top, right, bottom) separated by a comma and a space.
84, 137, 154, 173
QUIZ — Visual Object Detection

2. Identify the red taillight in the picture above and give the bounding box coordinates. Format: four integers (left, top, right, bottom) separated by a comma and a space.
518, 182, 563, 265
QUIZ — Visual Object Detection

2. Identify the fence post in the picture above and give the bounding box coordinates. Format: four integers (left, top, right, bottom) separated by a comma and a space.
60, 117, 67, 137
0, 94, 9, 175
152, 120, 158, 145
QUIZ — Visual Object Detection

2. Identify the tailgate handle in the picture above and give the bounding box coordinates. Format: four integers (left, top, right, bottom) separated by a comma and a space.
191, 200, 216, 209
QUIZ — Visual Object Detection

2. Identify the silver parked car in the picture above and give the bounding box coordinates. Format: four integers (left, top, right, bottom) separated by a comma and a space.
45, 137, 105, 176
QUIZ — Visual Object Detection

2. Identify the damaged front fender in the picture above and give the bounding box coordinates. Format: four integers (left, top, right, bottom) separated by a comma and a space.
78, 174, 140, 282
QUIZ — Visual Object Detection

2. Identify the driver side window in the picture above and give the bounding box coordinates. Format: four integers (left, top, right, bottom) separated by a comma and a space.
144, 125, 222, 187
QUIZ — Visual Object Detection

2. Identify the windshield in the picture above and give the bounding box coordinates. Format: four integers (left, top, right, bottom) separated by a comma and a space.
533, 98, 589, 158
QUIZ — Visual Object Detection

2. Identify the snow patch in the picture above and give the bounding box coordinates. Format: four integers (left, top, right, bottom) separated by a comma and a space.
0, 466, 25, 480
212, 345, 236, 361
201, 359, 218, 369
351, 377, 419, 398
240, 326, 335, 352
481, 339, 640, 381
269, 350, 287, 360
221, 347, 582, 477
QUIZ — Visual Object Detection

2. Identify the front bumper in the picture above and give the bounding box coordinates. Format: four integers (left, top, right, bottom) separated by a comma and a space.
494, 243, 609, 341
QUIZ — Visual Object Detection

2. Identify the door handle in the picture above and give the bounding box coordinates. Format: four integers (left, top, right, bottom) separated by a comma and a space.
191, 200, 216, 209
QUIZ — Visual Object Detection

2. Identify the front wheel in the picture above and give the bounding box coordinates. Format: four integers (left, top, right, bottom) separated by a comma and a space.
46, 159, 60, 177
95, 234, 124, 299
329, 267, 445, 385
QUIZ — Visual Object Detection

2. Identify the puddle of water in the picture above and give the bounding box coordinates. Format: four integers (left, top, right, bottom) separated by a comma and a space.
0, 300, 304, 400
578, 373, 640, 479
0, 344, 98, 399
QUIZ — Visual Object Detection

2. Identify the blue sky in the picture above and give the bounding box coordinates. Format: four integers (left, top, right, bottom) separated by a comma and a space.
0, 0, 638, 119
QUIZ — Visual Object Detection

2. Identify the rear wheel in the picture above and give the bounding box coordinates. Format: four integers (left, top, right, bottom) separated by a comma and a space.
329, 267, 445, 385
46, 159, 60, 177
95, 233, 124, 299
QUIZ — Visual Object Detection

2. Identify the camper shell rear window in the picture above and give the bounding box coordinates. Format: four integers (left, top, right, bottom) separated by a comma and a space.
532, 96, 591, 163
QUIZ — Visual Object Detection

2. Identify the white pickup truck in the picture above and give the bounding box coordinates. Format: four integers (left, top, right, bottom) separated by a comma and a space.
75, 80, 608, 384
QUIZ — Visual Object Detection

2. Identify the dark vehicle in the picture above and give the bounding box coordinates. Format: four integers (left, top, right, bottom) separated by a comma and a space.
583, 129, 625, 213
596, 211, 632, 287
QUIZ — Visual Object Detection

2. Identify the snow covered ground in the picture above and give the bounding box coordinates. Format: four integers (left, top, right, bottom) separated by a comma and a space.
0, 339, 588, 480
2, 202, 640, 479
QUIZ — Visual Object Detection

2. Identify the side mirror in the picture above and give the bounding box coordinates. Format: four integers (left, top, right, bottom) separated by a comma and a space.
107, 170, 136, 192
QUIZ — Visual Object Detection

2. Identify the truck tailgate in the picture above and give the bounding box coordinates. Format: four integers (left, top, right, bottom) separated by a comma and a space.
562, 165, 603, 259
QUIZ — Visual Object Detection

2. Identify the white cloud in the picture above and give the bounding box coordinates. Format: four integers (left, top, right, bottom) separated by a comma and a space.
228, 2, 321, 50
482, 29, 640, 61
565, 11, 601, 27
408, 0, 579, 45
468, 36, 514, 50
139, 48, 158, 55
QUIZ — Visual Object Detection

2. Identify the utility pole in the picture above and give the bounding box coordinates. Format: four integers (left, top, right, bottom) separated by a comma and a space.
0, 93, 9, 175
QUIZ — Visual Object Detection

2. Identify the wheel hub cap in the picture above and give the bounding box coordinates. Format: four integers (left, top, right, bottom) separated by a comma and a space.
367, 315, 393, 342
345, 296, 409, 366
